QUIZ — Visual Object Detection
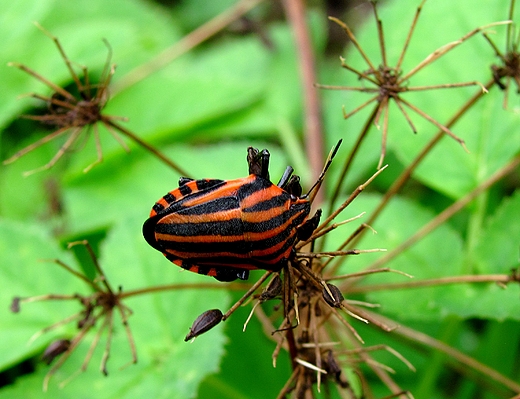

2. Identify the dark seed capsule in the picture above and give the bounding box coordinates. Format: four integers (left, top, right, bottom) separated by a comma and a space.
324, 350, 341, 378
324, 350, 349, 387
185, 309, 223, 342
259, 274, 282, 302
42, 339, 71, 365
10, 297, 21, 313
322, 283, 344, 308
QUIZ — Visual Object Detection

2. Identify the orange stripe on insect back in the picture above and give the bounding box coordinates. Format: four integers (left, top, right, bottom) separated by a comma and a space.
156, 232, 245, 243
181, 177, 251, 208
159, 207, 241, 225
240, 204, 289, 225
166, 248, 255, 262
239, 183, 285, 209
251, 236, 289, 258
150, 195, 178, 216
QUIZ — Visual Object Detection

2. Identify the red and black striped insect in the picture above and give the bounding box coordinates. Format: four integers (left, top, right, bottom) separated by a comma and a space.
143, 141, 341, 282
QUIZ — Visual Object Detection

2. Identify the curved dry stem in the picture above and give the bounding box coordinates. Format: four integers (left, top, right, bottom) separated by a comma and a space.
113, 0, 263, 93
398, 96, 467, 150
348, 273, 517, 294
339, 56, 380, 85
395, 0, 427, 71
328, 103, 380, 213
296, 248, 386, 259
318, 165, 387, 235
283, 0, 324, 187
3, 126, 72, 166
400, 21, 512, 82
120, 281, 251, 299
328, 16, 379, 78
326, 267, 414, 283
103, 118, 191, 177
359, 153, 520, 274
345, 78, 496, 251
222, 271, 272, 320
369, 310, 520, 393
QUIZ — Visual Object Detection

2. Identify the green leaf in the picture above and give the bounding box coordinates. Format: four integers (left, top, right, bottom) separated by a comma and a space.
0, 219, 82, 371
332, 0, 520, 199
62, 142, 289, 234
329, 193, 520, 322
1, 215, 230, 397
0, 0, 181, 131
474, 190, 520, 273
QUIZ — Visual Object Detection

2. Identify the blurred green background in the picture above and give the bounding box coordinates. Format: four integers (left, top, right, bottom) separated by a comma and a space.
0, 0, 519, 398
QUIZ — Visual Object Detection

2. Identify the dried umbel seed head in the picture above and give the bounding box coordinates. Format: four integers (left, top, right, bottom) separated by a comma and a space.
322, 283, 344, 308
42, 339, 71, 365
185, 309, 223, 342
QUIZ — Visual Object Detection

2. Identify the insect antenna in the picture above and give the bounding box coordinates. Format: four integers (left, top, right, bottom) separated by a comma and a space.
277, 166, 294, 188
304, 139, 342, 203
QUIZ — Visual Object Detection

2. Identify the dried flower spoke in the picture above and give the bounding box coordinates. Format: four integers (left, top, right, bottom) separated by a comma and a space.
322, 3, 505, 171
5, 24, 188, 176
482, 1, 520, 108
11, 240, 137, 389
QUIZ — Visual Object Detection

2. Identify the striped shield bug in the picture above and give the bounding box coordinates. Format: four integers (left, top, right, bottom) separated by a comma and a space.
143, 141, 341, 282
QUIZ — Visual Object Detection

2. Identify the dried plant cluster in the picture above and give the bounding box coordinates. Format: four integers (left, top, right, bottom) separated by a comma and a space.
4, 0, 520, 398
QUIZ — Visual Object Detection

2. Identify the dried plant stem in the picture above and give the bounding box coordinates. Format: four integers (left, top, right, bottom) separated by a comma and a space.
348, 337, 410, 398
222, 271, 272, 320
348, 78, 496, 250
400, 21, 512, 82
357, 152, 520, 275
104, 119, 190, 176
120, 282, 251, 299
395, 0, 427, 71
369, 311, 520, 393
328, 104, 379, 214
318, 165, 387, 237
113, 0, 263, 93
329, 17, 378, 76
348, 274, 516, 294
283, 0, 324, 188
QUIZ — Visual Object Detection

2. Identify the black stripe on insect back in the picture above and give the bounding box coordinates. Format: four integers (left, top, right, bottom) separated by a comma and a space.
237, 176, 273, 199
157, 203, 309, 256
163, 192, 177, 204
195, 179, 225, 191
152, 203, 165, 214
176, 196, 238, 216
156, 217, 243, 237
156, 206, 299, 239
178, 183, 192, 196
242, 193, 289, 213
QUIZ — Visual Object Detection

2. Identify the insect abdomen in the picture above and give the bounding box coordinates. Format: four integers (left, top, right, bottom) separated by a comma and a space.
143, 175, 310, 277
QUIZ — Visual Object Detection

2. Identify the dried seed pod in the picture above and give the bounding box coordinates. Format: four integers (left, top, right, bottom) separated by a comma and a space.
322, 283, 344, 308
259, 274, 282, 302
323, 350, 349, 388
185, 309, 223, 341
42, 339, 71, 365
10, 297, 21, 313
